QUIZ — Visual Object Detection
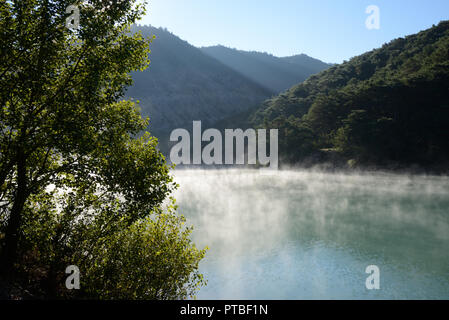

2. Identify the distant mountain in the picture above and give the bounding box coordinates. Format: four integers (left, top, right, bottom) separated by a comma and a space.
127, 25, 272, 137
200, 46, 331, 93
281, 54, 335, 71
250, 21, 449, 169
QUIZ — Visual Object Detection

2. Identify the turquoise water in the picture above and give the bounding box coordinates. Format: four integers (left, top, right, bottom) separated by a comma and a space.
172, 169, 449, 299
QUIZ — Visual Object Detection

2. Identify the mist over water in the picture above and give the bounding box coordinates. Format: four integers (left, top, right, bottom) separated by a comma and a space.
172, 169, 449, 299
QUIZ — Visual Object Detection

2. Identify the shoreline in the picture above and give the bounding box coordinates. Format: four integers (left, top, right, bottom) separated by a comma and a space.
170, 163, 449, 178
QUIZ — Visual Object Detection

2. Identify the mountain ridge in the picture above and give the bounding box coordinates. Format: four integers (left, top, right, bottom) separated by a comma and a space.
248, 20, 449, 169
200, 45, 331, 93
127, 25, 274, 136
125, 25, 331, 156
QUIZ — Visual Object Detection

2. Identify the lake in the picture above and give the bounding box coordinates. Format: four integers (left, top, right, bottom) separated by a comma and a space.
172, 169, 449, 299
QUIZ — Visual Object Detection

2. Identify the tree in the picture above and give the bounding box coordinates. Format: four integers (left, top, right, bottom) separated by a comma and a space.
0, 0, 205, 298
270, 115, 315, 163
79, 203, 206, 300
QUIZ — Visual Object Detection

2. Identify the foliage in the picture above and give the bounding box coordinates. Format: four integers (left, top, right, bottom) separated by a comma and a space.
18, 196, 206, 299
80, 202, 206, 300
0, 0, 205, 299
269, 116, 315, 163
251, 21, 449, 167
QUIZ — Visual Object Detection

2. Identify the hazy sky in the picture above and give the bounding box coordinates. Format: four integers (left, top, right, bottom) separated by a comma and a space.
139, 0, 449, 63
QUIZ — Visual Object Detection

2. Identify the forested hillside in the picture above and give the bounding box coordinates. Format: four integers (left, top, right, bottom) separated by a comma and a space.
251, 21, 449, 169
127, 25, 272, 136
201, 46, 331, 93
